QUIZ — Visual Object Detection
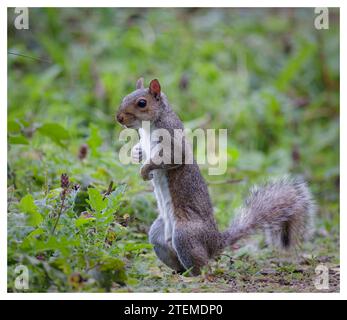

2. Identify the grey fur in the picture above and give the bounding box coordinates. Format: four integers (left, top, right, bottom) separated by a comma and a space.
117, 79, 316, 275
149, 217, 185, 272
221, 176, 316, 250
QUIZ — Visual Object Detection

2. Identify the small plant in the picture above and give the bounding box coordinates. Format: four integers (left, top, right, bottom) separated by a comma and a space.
52, 173, 70, 234
8, 171, 154, 292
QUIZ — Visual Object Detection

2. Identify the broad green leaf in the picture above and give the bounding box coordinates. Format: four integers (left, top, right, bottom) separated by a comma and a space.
21, 228, 45, 249
34, 236, 80, 256
75, 216, 95, 227
37, 123, 69, 146
8, 120, 21, 133
87, 188, 107, 213
19, 194, 43, 227
9, 135, 29, 145
26, 228, 45, 239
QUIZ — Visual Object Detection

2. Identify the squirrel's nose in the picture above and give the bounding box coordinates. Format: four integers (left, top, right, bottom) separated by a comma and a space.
117, 113, 124, 124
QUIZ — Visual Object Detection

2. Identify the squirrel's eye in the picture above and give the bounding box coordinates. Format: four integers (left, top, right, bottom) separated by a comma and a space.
137, 99, 147, 108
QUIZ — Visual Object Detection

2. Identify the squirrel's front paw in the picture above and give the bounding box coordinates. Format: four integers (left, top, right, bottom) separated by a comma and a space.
140, 165, 153, 181
131, 144, 143, 164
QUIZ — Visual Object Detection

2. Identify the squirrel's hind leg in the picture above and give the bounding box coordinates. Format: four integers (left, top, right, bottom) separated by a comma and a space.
149, 217, 185, 272
172, 224, 210, 276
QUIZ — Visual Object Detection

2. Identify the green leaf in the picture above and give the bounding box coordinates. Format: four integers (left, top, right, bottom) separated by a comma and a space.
100, 257, 125, 271
37, 123, 69, 147
124, 242, 153, 252
34, 236, 80, 256
19, 194, 43, 227
21, 228, 45, 249
75, 216, 95, 227
27, 228, 45, 238
105, 186, 125, 213
8, 120, 21, 133
87, 188, 107, 213
73, 190, 90, 214
87, 124, 102, 156
227, 147, 239, 162
9, 135, 29, 145
275, 43, 316, 91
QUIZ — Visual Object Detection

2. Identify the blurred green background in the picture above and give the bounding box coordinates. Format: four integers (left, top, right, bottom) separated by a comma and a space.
7, 8, 339, 292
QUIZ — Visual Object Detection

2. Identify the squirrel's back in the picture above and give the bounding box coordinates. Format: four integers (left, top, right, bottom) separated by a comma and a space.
153, 98, 216, 223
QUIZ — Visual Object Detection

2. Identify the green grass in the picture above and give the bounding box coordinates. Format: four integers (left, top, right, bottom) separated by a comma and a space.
7, 8, 339, 292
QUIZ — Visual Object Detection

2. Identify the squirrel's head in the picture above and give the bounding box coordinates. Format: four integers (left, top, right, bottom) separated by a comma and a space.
116, 78, 162, 129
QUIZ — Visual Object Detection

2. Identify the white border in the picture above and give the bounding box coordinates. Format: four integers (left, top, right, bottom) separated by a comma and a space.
1, 0, 345, 300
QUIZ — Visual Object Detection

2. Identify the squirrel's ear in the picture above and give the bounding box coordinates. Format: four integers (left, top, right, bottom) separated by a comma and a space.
149, 79, 161, 98
136, 77, 144, 90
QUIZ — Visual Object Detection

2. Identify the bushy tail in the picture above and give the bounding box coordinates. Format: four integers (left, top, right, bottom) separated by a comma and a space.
222, 176, 315, 250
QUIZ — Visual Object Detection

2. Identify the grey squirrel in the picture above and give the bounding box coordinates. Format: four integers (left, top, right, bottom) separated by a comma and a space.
116, 78, 315, 276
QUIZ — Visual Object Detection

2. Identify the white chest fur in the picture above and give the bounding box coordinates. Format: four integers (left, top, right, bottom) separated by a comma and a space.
138, 127, 174, 242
